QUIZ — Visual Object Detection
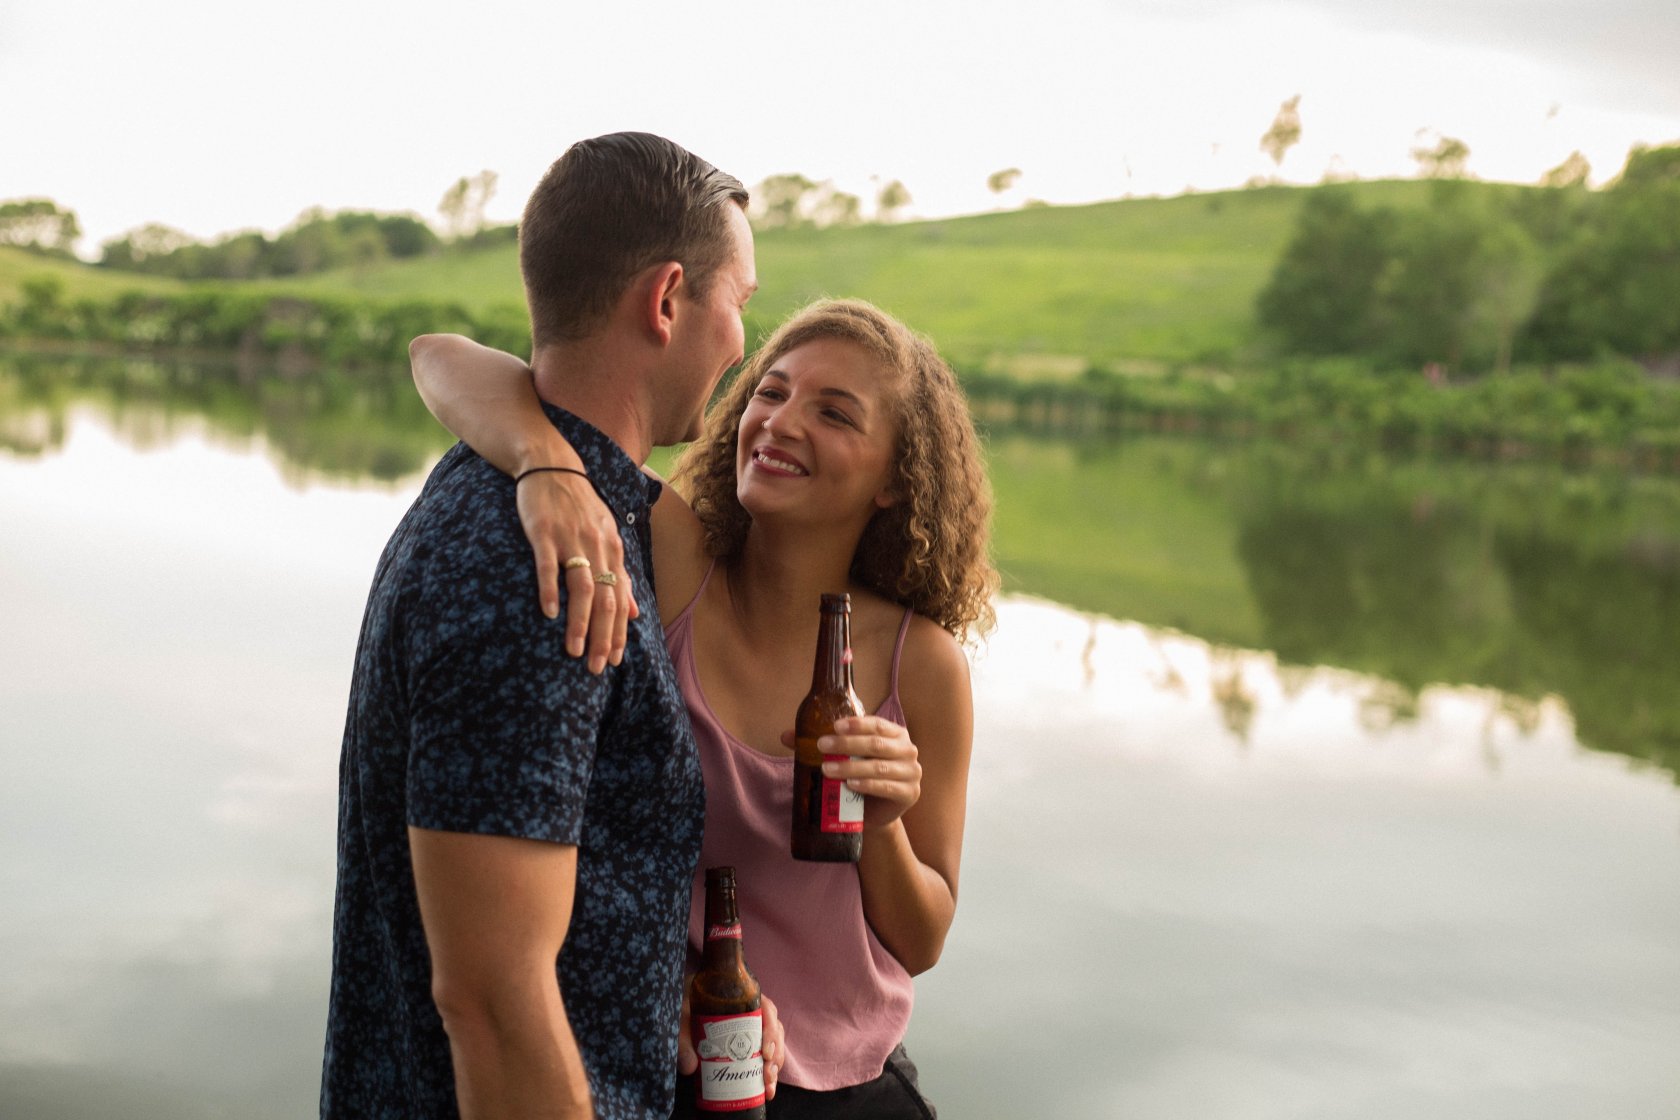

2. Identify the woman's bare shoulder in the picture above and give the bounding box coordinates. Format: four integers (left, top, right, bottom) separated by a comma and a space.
897, 614, 972, 696
890, 613, 972, 740
649, 480, 711, 625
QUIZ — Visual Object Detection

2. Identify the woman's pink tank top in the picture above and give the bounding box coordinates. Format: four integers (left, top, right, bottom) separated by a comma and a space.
664, 567, 916, 1090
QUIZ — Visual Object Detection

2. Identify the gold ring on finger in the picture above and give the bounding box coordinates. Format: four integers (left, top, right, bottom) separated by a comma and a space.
593, 571, 619, 587
563, 556, 591, 570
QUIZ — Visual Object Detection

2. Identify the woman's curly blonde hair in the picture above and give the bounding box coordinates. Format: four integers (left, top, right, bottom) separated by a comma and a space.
672, 299, 998, 640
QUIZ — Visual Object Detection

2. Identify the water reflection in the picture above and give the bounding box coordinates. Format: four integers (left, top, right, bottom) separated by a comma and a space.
922, 599, 1680, 1119
985, 434, 1680, 783
0, 349, 450, 483
8, 351, 1677, 787
1231, 453, 1680, 779
3, 355, 1679, 1118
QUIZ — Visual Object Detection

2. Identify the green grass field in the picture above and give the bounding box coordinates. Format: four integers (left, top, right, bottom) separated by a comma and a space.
1, 179, 1480, 369
0, 247, 180, 304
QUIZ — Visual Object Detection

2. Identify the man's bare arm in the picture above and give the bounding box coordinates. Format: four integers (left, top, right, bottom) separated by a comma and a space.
411, 828, 594, 1119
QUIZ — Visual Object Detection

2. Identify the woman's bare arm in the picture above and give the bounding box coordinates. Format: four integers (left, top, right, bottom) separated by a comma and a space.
818, 621, 974, 975
411, 333, 632, 672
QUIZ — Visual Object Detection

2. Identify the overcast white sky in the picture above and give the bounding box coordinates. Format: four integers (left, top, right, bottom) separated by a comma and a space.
3, 0, 1677, 254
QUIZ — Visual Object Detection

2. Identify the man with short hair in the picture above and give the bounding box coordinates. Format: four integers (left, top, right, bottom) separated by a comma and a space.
321, 132, 757, 1120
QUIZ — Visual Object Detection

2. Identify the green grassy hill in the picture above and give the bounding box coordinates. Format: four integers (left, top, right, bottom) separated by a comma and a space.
3, 179, 1478, 369
278, 178, 1464, 369
0, 247, 180, 303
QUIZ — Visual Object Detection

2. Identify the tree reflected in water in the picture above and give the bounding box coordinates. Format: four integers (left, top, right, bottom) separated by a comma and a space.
0, 350, 450, 484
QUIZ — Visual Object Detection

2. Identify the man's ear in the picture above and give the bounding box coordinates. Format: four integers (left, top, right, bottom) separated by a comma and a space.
642, 262, 685, 346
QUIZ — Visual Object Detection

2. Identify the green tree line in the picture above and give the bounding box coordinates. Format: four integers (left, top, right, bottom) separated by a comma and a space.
96, 209, 491, 280
0, 196, 487, 280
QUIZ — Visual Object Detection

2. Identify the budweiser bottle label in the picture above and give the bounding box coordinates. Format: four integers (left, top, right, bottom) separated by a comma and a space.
821, 754, 865, 833
693, 1010, 765, 1111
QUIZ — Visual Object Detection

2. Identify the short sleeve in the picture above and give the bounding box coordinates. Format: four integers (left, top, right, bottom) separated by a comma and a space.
403, 560, 610, 846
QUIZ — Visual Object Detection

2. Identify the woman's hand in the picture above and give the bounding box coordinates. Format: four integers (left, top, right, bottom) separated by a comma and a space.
761, 993, 785, 1098
515, 470, 639, 674
811, 716, 924, 831
676, 989, 786, 1101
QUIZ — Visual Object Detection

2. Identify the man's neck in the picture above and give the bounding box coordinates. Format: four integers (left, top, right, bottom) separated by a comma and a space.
529, 343, 654, 466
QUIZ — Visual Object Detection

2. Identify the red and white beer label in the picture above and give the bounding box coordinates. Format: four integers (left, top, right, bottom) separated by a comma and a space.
692, 1010, 765, 1111
820, 754, 865, 833
706, 922, 742, 942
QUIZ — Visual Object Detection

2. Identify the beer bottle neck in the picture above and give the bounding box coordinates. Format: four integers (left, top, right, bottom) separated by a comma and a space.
811, 607, 854, 694
702, 878, 746, 969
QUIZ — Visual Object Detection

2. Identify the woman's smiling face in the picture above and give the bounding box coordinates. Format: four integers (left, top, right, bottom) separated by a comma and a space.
734, 336, 900, 527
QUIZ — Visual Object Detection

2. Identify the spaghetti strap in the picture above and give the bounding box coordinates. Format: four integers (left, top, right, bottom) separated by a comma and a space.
887, 606, 914, 701
665, 558, 719, 634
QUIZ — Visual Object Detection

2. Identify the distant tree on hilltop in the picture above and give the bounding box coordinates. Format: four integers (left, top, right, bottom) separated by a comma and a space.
1615, 142, 1680, 187
811, 187, 862, 228
438, 170, 499, 242
1260, 96, 1303, 170
1412, 134, 1471, 179
1527, 142, 1680, 361
987, 168, 1022, 194
751, 173, 819, 229
1542, 151, 1591, 189
0, 198, 81, 256
876, 179, 912, 222
749, 174, 863, 230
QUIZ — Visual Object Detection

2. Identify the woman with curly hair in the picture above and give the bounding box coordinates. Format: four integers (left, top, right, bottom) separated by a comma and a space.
411, 298, 996, 1119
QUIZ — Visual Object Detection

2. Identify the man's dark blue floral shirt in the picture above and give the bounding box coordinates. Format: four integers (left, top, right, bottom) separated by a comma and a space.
321, 406, 705, 1120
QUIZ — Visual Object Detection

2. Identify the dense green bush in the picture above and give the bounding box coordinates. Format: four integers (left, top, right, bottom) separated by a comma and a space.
1258, 143, 1680, 373
958, 357, 1680, 467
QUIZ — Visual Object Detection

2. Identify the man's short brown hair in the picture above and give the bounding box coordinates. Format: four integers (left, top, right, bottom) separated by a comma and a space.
518, 132, 748, 347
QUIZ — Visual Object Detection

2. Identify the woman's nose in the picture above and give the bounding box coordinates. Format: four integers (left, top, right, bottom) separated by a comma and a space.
762, 406, 799, 437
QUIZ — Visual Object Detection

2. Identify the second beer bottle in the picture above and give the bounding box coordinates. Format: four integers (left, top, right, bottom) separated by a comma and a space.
689, 866, 767, 1118
791, 592, 865, 862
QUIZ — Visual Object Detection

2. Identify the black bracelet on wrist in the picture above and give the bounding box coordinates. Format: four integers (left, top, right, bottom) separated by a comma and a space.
514, 466, 590, 486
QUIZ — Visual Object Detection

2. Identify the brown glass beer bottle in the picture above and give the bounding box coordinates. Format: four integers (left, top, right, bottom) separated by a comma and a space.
791, 593, 865, 862
689, 866, 767, 1118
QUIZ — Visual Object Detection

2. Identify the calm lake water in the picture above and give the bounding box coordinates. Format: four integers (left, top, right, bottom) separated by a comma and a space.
2, 353, 1678, 1119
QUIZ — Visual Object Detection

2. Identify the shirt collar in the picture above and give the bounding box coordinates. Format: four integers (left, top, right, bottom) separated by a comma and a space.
539, 403, 661, 520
